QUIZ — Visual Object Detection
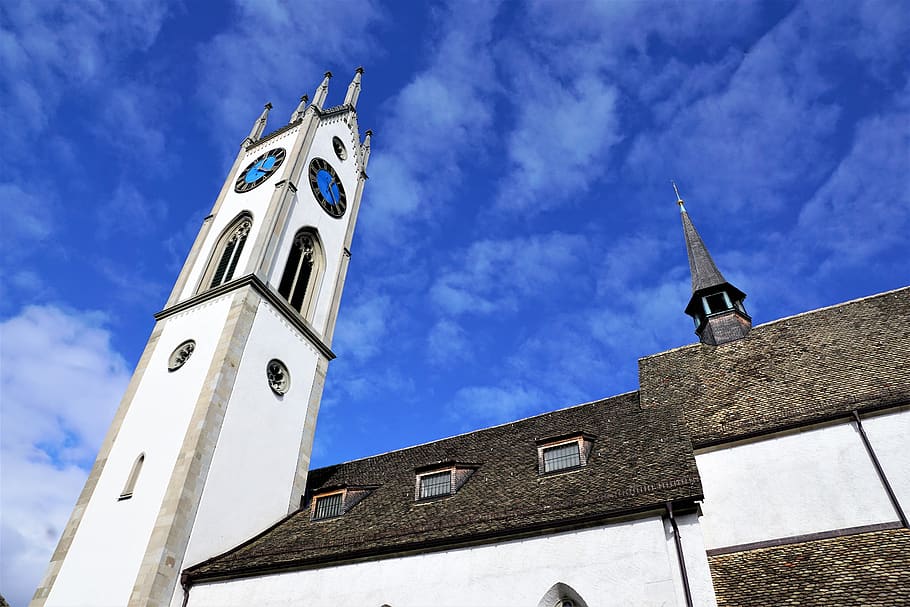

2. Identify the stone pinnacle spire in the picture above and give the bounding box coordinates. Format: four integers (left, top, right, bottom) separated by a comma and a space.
245, 103, 272, 145
312, 71, 332, 110
674, 182, 751, 346
344, 66, 364, 108
290, 95, 309, 122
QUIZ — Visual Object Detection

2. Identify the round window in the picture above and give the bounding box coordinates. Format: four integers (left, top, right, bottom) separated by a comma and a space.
332, 136, 347, 161
267, 359, 290, 395
168, 340, 196, 372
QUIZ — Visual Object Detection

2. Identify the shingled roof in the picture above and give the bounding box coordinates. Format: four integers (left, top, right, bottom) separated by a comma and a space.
185, 392, 702, 581
640, 286, 910, 447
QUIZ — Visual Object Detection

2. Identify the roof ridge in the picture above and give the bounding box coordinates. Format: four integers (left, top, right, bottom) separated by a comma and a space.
640, 285, 910, 360
309, 390, 639, 471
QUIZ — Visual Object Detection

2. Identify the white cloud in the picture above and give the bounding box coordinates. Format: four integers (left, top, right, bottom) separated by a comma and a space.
449, 384, 546, 426
332, 293, 393, 362
0, 0, 169, 151
0, 306, 131, 607
358, 0, 501, 245
426, 319, 469, 365
495, 71, 622, 213
195, 0, 381, 148
430, 232, 589, 316
797, 96, 910, 277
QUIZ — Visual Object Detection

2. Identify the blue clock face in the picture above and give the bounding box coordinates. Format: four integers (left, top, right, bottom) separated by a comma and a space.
308, 158, 347, 217
235, 148, 286, 193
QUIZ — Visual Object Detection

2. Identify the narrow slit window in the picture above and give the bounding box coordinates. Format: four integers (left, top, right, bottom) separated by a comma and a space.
543, 442, 581, 473
209, 217, 252, 289
313, 493, 343, 519
278, 230, 322, 316
418, 470, 452, 499
119, 453, 145, 500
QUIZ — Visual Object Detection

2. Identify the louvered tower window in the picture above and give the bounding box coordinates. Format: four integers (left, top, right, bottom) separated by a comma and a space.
278, 230, 322, 315
210, 217, 252, 288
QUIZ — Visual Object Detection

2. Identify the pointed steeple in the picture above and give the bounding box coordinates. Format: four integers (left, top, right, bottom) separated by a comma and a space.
245, 103, 272, 144
674, 183, 751, 346
344, 66, 364, 108
290, 95, 309, 122
312, 71, 332, 110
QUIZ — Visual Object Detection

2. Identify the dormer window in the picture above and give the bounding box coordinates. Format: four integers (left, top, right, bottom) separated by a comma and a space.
418, 471, 452, 499
309, 485, 376, 520
313, 492, 343, 519
537, 434, 595, 475
543, 442, 581, 473
415, 462, 479, 501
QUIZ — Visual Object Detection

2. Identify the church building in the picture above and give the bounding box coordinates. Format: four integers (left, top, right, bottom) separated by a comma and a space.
31, 71, 909, 607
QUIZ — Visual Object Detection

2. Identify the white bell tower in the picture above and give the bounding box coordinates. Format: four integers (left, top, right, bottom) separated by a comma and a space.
31, 68, 371, 607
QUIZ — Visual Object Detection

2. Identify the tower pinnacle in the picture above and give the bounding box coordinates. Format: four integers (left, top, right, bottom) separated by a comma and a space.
290, 95, 309, 122
245, 102, 272, 145
344, 66, 364, 108
312, 71, 332, 110
676, 186, 751, 346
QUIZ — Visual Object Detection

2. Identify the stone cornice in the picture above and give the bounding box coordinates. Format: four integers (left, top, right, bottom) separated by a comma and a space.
154, 275, 335, 360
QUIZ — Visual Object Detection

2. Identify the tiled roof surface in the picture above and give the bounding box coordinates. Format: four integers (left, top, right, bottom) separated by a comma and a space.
187, 392, 702, 579
640, 287, 910, 446
709, 528, 910, 606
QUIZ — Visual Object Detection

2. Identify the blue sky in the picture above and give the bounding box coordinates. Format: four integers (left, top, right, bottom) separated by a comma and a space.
1, 1, 908, 605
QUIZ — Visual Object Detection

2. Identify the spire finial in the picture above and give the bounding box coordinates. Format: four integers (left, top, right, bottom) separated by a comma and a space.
344, 66, 364, 108
290, 94, 309, 122
313, 71, 333, 110
245, 102, 273, 145
672, 180, 686, 212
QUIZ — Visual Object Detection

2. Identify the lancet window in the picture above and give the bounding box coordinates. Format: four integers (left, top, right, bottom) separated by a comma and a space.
278, 229, 323, 316
119, 453, 145, 500
205, 214, 253, 290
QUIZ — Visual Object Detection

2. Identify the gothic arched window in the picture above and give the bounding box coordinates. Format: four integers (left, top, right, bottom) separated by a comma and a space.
536, 583, 589, 607
205, 214, 253, 290
278, 229, 323, 316
119, 453, 145, 500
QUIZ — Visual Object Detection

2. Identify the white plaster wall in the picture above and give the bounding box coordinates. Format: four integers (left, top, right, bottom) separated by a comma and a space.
178, 125, 303, 303
696, 420, 898, 550
45, 297, 234, 607
664, 513, 718, 606
185, 517, 707, 607
861, 408, 910, 518
181, 298, 321, 570
266, 118, 359, 336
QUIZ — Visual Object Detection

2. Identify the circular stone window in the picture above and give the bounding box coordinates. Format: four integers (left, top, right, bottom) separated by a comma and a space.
266, 359, 290, 395
168, 340, 196, 372
332, 136, 347, 161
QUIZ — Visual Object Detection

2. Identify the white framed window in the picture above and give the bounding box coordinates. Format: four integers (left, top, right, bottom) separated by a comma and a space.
418, 470, 452, 499
543, 442, 581, 473
537, 435, 594, 475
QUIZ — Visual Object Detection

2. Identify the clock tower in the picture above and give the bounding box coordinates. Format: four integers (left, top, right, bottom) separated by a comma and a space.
31, 68, 371, 607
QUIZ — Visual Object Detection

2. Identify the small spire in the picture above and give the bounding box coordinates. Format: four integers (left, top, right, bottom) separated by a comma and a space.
361, 129, 373, 171
246, 103, 272, 144
312, 71, 333, 110
344, 66, 364, 108
290, 95, 309, 122
676, 194, 751, 346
